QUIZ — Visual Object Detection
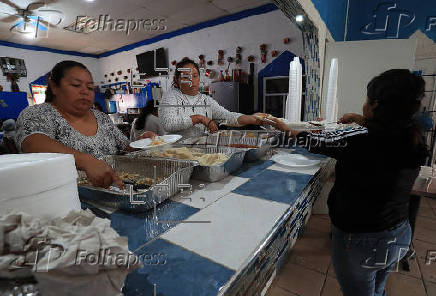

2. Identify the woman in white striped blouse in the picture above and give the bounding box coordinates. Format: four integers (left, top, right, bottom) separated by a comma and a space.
159, 58, 262, 139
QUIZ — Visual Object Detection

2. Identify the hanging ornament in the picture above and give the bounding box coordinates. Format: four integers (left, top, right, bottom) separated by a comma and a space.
117, 70, 122, 75
110, 72, 115, 76
236, 47, 242, 65
218, 50, 224, 66
198, 54, 205, 68
260, 44, 267, 63
283, 37, 290, 44
271, 50, 279, 57
104, 74, 108, 78
127, 69, 131, 73
207, 60, 214, 66
247, 55, 255, 62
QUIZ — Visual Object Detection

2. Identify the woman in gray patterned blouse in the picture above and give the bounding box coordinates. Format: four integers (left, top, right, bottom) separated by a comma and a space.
159, 58, 264, 139
15, 61, 155, 189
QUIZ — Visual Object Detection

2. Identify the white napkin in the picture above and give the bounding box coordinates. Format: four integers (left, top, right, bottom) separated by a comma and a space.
0, 210, 140, 296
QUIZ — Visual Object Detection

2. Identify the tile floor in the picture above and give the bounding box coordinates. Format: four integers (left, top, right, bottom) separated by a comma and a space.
267, 197, 436, 296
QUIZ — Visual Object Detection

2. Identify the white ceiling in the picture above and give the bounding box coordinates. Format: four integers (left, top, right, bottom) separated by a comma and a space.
0, 0, 273, 55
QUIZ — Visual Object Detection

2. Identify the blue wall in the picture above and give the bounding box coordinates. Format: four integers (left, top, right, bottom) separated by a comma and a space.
311, 0, 348, 41
346, 0, 436, 42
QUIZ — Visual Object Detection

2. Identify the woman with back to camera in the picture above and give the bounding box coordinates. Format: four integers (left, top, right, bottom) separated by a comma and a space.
15, 60, 155, 189
159, 58, 264, 139
130, 99, 165, 141
273, 69, 428, 296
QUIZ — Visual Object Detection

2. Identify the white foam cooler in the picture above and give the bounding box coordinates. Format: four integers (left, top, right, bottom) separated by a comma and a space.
0, 153, 81, 218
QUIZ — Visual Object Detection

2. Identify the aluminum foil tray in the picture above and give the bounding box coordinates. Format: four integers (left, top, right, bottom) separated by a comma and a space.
179, 130, 275, 162
77, 156, 195, 212
130, 145, 246, 182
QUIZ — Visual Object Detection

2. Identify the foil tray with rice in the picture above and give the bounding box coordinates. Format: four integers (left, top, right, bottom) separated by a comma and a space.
129, 145, 246, 182
179, 130, 275, 162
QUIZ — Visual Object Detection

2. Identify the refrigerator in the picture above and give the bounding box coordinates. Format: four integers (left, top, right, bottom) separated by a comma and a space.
209, 82, 253, 114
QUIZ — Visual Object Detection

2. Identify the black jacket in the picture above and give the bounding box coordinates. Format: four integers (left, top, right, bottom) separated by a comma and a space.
296, 126, 427, 233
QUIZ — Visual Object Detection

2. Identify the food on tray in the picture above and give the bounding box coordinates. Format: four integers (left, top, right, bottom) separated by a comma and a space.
227, 144, 259, 149
77, 171, 162, 188
151, 137, 166, 146
152, 147, 229, 166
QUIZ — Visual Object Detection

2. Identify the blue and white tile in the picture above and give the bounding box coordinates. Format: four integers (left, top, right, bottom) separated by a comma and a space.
110, 200, 199, 251
123, 238, 235, 296
170, 176, 249, 209
232, 169, 313, 205
161, 193, 289, 270
231, 160, 274, 178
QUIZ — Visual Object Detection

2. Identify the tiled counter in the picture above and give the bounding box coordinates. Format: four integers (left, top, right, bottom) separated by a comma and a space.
83, 149, 335, 296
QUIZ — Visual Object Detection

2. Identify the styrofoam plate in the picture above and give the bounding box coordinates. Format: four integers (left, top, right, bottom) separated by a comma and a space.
129, 134, 182, 149
272, 153, 320, 168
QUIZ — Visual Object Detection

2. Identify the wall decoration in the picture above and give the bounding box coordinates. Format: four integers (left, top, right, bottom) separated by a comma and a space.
6, 73, 20, 92
104, 74, 108, 78
260, 44, 267, 63
110, 72, 114, 76
271, 50, 279, 57
108, 79, 112, 82
283, 37, 290, 44
117, 70, 122, 75
205, 69, 216, 79
218, 50, 225, 66
199, 55, 205, 68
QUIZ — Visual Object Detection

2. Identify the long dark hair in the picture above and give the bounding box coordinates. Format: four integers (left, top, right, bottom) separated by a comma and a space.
135, 99, 157, 130
45, 60, 90, 102
172, 58, 200, 89
366, 69, 425, 148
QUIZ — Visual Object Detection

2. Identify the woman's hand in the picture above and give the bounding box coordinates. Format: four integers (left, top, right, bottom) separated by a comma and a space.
237, 115, 264, 126
80, 153, 124, 189
270, 117, 299, 137
190, 115, 218, 133
205, 118, 218, 133
338, 113, 366, 125
138, 131, 157, 139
